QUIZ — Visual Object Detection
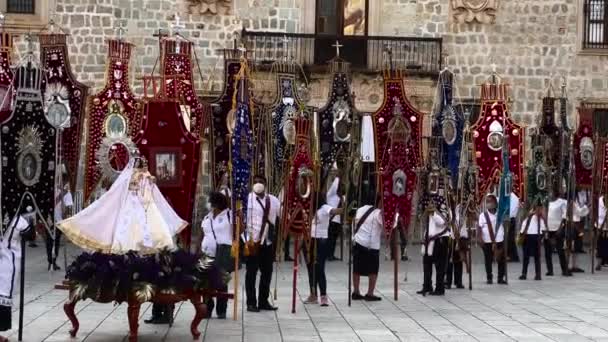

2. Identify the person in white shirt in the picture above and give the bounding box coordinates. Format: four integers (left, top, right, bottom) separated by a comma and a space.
351, 202, 383, 301
568, 193, 588, 273
417, 205, 451, 296
49, 177, 73, 271
326, 172, 344, 261
303, 195, 343, 307
519, 202, 547, 280
244, 175, 281, 312
545, 192, 571, 276
574, 189, 590, 253
478, 194, 507, 284
198, 191, 233, 319
595, 196, 608, 271
507, 192, 521, 262
446, 204, 472, 289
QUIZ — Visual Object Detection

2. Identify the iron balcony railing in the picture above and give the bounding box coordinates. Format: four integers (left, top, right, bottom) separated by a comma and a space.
241, 29, 442, 76
583, 0, 608, 50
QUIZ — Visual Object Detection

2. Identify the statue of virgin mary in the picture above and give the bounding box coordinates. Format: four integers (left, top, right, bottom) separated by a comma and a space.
58, 159, 187, 254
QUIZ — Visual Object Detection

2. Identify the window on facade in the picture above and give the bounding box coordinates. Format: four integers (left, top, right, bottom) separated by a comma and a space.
583, 0, 608, 49
6, 0, 35, 14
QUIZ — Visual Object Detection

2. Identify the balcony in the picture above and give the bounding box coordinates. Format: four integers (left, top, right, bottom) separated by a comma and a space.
240, 29, 443, 77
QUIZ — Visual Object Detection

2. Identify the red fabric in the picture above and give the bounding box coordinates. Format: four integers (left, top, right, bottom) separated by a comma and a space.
574, 107, 593, 188
284, 116, 314, 236
471, 91, 524, 203
162, 40, 206, 136
134, 100, 201, 247
375, 78, 422, 235
0, 34, 13, 122
84, 40, 141, 201
40, 34, 89, 191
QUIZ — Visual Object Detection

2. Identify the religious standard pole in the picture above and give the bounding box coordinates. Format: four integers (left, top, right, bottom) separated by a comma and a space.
18, 231, 25, 341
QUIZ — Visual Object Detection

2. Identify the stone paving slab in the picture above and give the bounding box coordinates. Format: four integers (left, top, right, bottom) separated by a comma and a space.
4, 243, 608, 341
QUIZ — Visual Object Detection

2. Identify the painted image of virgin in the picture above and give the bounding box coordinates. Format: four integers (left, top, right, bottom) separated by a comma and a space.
343, 0, 366, 35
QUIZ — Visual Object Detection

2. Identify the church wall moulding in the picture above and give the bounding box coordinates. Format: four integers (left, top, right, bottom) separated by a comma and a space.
451, 0, 498, 24
187, 0, 232, 15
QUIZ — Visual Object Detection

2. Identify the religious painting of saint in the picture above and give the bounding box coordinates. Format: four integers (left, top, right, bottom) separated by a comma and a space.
150, 148, 182, 187
343, 0, 366, 36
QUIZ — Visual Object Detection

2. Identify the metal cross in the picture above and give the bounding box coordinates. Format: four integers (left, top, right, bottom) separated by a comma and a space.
115, 20, 127, 40
171, 13, 185, 37
282, 35, 291, 61
332, 40, 343, 58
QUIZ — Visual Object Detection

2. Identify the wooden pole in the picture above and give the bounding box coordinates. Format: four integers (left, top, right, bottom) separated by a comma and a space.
291, 236, 299, 314
347, 221, 353, 306
233, 202, 241, 321
393, 229, 398, 301
18, 236, 25, 341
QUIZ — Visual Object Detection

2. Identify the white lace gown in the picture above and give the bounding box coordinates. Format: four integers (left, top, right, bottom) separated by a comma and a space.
58, 161, 187, 254
0, 216, 29, 310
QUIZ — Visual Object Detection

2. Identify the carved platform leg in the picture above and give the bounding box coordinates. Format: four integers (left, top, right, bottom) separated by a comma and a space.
127, 302, 141, 342
190, 295, 207, 340
63, 299, 79, 338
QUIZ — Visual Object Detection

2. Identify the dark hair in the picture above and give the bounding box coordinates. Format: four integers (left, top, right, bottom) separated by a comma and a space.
253, 174, 267, 185
209, 191, 229, 211
316, 192, 327, 211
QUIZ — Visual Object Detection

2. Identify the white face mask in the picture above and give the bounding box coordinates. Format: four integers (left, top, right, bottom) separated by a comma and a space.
253, 183, 265, 194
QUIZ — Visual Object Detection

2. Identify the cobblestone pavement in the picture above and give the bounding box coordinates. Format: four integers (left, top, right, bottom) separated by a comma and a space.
4, 242, 608, 342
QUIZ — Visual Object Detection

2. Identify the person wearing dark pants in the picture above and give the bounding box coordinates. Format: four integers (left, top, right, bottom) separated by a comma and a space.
479, 195, 507, 285
44, 228, 62, 271
446, 239, 467, 289
507, 193, 520, 262
352, 204, 383, 301
575, 190, 590, 254
390, 224, 408, 261
546, 194, 571, 276
326, 174, 344, 261
244, 175, 280, 312
284, 232, 293, 261
417, 206, 450, 296
519, 204, 546, 281
595, 196, 608, 271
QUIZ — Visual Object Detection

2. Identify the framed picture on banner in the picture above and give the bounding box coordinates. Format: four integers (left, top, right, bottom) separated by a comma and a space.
150, 147, 182, 187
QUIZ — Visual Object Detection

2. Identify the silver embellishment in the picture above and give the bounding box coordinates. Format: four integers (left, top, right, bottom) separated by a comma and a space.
487, 120, 504, 151
580, 137, 594, 170
392, 169, 407, 197
16, 125, 43, 187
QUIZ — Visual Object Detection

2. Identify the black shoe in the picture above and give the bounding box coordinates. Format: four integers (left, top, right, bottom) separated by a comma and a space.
509, 259, 520, 263
519, 275, 526, 280
416, 289, 429, 296
497, 279, 508, 285
28, 242, 38, 247
401, 255, 409, 261
351, 292, 364, 300
562, 271, 573, 277
595, 265, 602, 271
534, 275, 541, 281
284, 256, 294, 262
455, 284, 465, 289
259, 303, 278, 311
445, 284, 452, 290
216, 313, 227, 319
144, 316, 170, 324
486, 279, 493, 284
546, 271, 554, 276
52, 263, 61, 271
429, 290, 445, 296
364, 294, 382, 301
571, 267, 585, 273
246, 305, 260, 312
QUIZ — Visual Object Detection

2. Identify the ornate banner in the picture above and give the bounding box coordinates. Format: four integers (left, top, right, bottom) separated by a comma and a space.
162, 39, 206, 136
283, 113, 314, 236
375, 75, 423, 233
84, 39, 141, 202
133, 99, 201, 247
39, 33, 88, 192
574, 107, 594, 188
471, 82, 524, 202
0, 32, 13, 123
1, 63, 56, 229
317, 61, 356, 186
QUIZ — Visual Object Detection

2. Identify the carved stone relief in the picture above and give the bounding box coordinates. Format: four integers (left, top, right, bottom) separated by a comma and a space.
451, 0, 498, 24
187, 0, 232, 15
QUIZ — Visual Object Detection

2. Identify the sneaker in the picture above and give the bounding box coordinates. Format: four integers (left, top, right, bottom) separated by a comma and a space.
364, 294, 382, 301
351, 292, 364, 300
304, 295, 318, 304
320, 296, 329, 307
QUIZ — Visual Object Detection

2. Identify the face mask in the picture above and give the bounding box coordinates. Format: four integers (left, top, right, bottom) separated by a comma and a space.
253, 183, 265, 194
206, 202, 212, 211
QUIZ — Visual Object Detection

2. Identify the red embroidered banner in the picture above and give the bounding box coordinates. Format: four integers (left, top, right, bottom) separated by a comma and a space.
574, 107, 593, 188
0, 33, 13, 123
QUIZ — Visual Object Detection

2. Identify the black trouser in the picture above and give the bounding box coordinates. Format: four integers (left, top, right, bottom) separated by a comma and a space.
245, 243, 274, 307
446, 238, 467, 287
304, 238, 329, 296
205, 284, 228, 317
327, 221, 342, 260
284, 233, 291, 259
575, 220, 585, 252
521, 234, 541, 278
545, 231, 568, 274
390, 228, 407, 259
422, 237, 448, 292
482, 242, 506, 281
507, 218, 519, 261
45, 228, 62, 264
151, 303, 174, 320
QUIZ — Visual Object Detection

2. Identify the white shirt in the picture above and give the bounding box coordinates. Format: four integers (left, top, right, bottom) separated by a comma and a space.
573, 202, 589, 222
201, 209, 233, 257
55, 191, 74, 222
0, 215, 30, 306
597, 196, 607, 230
246, 192, 281, 244
521, 213, 547, 235
311, 204, 333, 238
478, 211, 504, 243
422, 212, 450, 256
326, 177, 342, 224
509, 193, 520, 219
353, 205, 383, 250
454, 205, 470, 239
577, 191, 590, 218
219, 187, 232, 199
547, 198, 567, 232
